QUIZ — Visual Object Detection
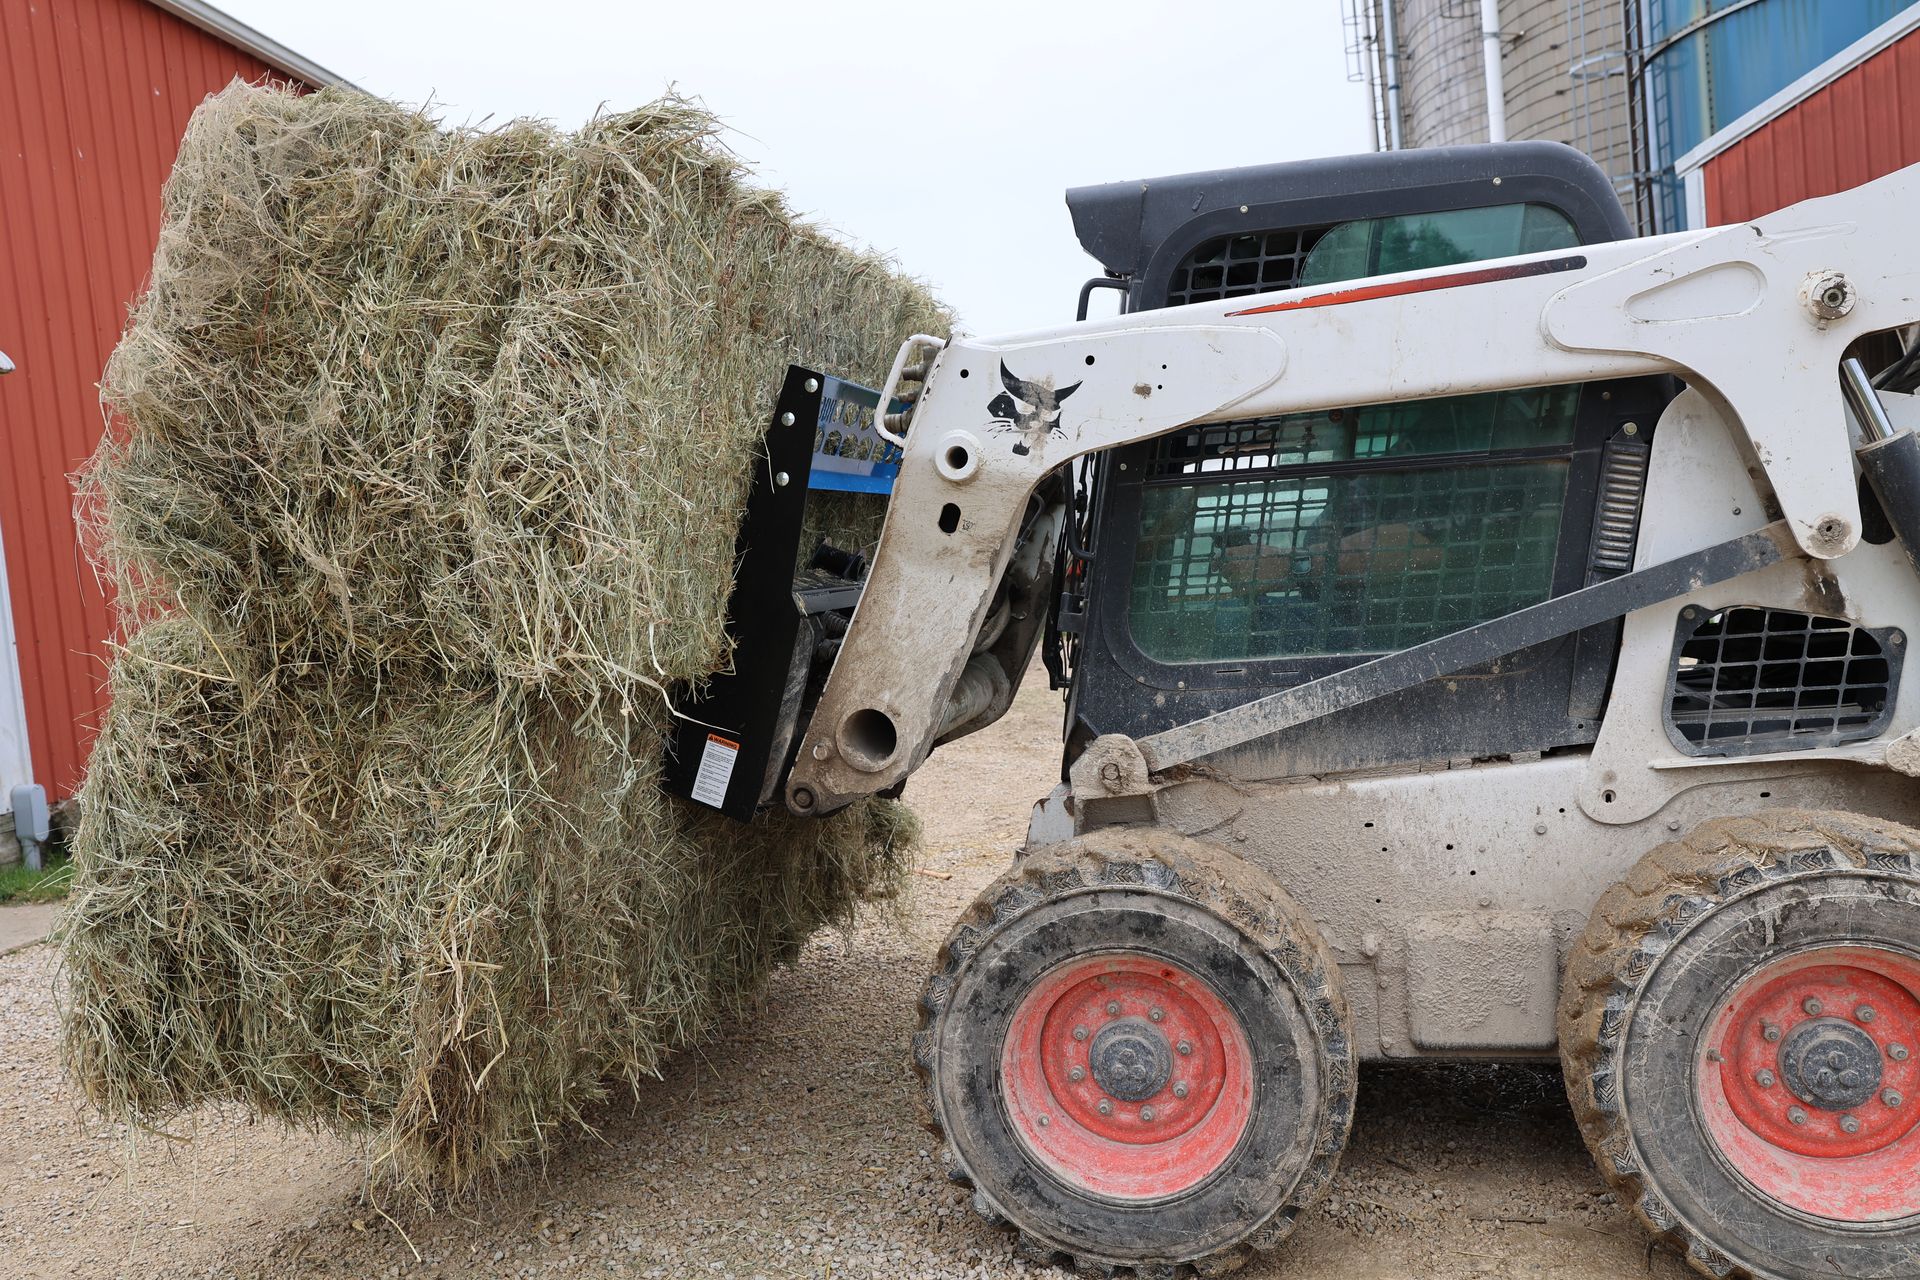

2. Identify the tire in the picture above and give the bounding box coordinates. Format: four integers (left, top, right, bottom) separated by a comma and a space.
1560, 809, 1920, 1279
913, 828, 1354, 1277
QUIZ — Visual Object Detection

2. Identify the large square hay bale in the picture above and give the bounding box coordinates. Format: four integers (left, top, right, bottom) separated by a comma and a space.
63, 83, 943, 1188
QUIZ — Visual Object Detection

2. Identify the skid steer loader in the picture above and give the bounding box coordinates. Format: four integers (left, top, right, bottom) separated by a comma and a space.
664, 142, 1920, 1279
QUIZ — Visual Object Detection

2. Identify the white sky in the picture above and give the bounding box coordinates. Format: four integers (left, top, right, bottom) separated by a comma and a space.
216, 0, 1374, 337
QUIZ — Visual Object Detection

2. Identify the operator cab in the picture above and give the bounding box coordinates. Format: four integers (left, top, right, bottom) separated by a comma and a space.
1052, 143, 1675, 780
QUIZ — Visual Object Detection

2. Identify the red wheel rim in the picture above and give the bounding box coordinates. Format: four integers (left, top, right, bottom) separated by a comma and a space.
1699, 945, 1920, 1222
1000, 951, 1254, 1201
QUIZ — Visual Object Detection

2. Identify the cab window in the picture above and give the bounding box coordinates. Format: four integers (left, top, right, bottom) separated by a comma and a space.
1300, 203, 1578, 285
1127, 203, 1585, 666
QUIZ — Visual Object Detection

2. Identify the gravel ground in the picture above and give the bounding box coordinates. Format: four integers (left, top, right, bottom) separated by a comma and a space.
0, 668, 1691, 1280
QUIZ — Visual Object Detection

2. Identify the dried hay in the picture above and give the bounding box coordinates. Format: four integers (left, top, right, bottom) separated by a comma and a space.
65, 620, 915, 1185
61, 83, 941, 1189
86, 84, 948, 685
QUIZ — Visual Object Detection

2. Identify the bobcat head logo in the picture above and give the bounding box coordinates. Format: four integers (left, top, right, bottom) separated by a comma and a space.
987, 361, 1081, 456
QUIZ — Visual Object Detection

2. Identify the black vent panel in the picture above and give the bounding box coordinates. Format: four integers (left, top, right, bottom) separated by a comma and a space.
1165, 227, 1330, 308
1666, 607, 1903, 756
1587, 436, 1649, 577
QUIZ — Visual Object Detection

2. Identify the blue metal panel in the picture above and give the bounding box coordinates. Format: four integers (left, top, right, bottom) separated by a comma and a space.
807, 374, 905, 495
1644, 0, 1917, 228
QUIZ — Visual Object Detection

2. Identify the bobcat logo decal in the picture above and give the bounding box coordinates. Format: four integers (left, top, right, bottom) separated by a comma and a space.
987, 361, 1081, 456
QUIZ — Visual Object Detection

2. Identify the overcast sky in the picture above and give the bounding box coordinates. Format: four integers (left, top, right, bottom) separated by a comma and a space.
214, 1, 1374, 337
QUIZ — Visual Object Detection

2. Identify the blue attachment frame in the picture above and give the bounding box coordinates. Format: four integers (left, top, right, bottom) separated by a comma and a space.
809, 374, 906, 494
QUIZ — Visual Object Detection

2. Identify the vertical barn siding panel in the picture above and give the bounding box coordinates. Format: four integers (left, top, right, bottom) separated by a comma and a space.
1710, 136, 1744, 225
1863, 46, 1902, 178
1832, 67, 1872, 193
73, 3, 137, 299
0, 0, 280, 799
1746, 115, 1780, 218
1704, 147, 1730, 225
159, 19, 189, 133
136, 7, 173, 173
2, 5, 81, 784
1904, 37, 1920, 163
104, 9, 157, 268
34, 4, 105, 776
1703, 29, 1920, 225
1775, 110, 1808, 208
1801, 84, 1837, 201
1704, 158, 1730, 228
53, 4, 131, 703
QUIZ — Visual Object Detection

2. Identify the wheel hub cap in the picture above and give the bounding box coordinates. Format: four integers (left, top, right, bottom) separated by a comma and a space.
1699, 945, 1920, 1223
1089, 1018, 1173, 1102
1000, 952, 1255, 1201
1780, 1017, 1883, 1111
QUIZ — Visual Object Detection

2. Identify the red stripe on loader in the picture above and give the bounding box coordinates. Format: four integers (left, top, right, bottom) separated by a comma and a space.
1224, 254, 1588, 317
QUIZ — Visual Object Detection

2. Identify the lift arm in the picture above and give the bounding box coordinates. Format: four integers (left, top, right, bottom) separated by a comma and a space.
785, 164, 1920, 816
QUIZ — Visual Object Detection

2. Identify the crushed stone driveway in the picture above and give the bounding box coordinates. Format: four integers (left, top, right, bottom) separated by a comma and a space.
0, 670, 1689, 1280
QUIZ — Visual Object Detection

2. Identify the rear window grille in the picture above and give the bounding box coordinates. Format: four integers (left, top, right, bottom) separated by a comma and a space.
1666, 607, 1902, 756
1165, 227, 1329, 308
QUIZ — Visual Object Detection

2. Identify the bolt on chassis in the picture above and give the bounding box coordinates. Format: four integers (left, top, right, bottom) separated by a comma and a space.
663, 144, 1920, 1278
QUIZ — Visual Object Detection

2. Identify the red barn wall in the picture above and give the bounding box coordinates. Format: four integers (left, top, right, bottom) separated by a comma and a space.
1702, 28, 1920, 225
0, 0, 285, 801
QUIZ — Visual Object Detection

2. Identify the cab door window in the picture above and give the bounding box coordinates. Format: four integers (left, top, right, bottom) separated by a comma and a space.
1126, 202, 1588, 666
1128, 388, 1578, 663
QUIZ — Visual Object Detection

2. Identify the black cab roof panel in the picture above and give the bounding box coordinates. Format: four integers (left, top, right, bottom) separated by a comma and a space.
1067, 141, 1632, 308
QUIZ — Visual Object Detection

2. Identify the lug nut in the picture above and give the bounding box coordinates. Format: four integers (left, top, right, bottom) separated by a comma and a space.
1072, 1026, 1089, 1042
1756, 1069, 1776, 1088
1140, 1106, 1156, 1122
1173, 1082, 1190, 1099
1763, 1021, 1782, 1043
1887, 1089, 1905, 1108
1036, 1114, 1050, 1128
1804, 997, 1824, 1016
1842, 1114, 1862, 1134
1858, 1005, 1878, 1024
1096, 1099, 1113, 1116
1789, 1106, 1809, 1126
1176, 1040, 1193, 1056
1893, 1043, 1911, 1062
1148, 1007, 1166, 1023
1068, 1066, 1085, 1083
1105, 1001, 1121, 1016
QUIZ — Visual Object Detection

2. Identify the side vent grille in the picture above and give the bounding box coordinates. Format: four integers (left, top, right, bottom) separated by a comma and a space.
1665, 607, 1902, 757
1588, 436, 1650, 577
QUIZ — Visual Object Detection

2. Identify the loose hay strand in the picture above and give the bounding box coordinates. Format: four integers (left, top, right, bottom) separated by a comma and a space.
62, 82, 941, 1192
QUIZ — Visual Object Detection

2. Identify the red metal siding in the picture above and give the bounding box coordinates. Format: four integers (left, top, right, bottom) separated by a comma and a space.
1704, 29, 1920, 224
0, 0, 285, 801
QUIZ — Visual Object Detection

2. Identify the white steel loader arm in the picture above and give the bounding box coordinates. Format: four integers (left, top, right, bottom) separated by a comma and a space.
784, 163, 1920, 817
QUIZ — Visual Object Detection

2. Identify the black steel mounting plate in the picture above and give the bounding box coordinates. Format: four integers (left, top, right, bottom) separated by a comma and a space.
661, 367, 826, 821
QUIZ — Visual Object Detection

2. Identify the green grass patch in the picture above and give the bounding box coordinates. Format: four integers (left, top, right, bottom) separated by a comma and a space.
0, 853, 72, 904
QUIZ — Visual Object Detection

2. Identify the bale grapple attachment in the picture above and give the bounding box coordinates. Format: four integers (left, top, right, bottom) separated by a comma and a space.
660, 366, 902, 819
